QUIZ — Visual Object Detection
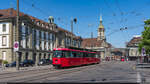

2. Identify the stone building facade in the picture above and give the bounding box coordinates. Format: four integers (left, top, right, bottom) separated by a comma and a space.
0, 8, 82, 64
111, 48, 126, 61
126, 35, 141, 61
81, 15, 111, 60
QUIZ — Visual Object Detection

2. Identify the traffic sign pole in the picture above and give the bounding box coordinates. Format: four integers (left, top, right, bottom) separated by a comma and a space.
16, 0, 20, 70
141, 47, 146, 63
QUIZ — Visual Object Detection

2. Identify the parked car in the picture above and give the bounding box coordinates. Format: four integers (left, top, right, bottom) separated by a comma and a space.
5, 63, 10, 67
46, 59, 52, 64
38, 59, 52, 65
21, 60, 34, 67
5, 61, 23, 67
38, 59, 46, 65
8, 61, 16, 67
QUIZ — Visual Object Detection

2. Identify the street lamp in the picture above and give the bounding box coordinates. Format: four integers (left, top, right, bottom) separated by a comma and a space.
71, 17, 77, 46
88, 24, 94, 49
71, 18, 77, 33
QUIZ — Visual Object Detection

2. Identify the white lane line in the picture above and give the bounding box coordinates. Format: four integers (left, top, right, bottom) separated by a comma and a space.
137, 72, 141, 83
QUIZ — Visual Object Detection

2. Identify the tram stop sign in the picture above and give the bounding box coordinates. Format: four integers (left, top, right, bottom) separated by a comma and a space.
14, 41, 19, 52
142, 47, 146, 56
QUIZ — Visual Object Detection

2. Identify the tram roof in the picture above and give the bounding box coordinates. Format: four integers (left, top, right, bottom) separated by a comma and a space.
54, 46, 97, 53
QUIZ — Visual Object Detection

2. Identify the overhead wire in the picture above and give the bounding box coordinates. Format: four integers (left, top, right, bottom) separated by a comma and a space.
103, 0, 120, 23
21, 0, 72, 31
115, 0, 129, 44
106, 24, 144, 37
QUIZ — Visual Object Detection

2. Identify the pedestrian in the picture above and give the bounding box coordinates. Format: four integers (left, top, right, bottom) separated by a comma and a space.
127, 58, 128, 61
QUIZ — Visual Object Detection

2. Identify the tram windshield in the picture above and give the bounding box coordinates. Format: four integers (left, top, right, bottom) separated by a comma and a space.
53, 50, 62, 58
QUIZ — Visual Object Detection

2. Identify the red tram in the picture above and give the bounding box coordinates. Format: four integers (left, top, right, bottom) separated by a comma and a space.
52, 47, 100, 68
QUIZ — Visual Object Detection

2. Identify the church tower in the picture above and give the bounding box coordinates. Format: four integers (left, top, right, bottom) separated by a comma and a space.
97, 15, 106, 41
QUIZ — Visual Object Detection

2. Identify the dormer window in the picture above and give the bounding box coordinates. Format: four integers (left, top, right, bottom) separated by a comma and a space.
37, 21, 40, 26
46, 25, 49, 29
32, 19, 35, 23
21, 22, 25, 26
42, 23, 44, 27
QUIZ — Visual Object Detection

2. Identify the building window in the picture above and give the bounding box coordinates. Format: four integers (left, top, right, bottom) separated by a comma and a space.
2, 24, 6, 32
78, 41, 81, 47
2, 51, 6, 60
2, 36, 7, 46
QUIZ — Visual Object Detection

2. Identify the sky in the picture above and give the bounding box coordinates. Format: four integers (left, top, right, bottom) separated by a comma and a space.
0, 0, 150, 48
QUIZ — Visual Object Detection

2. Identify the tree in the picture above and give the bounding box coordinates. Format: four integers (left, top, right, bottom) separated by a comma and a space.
138, 19, 150, 55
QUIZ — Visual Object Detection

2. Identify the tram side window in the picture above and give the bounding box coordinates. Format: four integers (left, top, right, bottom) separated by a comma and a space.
89, 53, 91, 58
63, 51, 66, 58
91, 53, 93, 57
83, 52, 86, 57
62, 51, 65, 58
80, 52, 83, 58
89, 53, 91, 57
92, 53, 95, 58
84, 52, 88, 58
53, 50, 62, 58
86, 53, 90, 57
70, 51, 74, 58
72, 51, 77, 58
86, 53, 88, 58
92, 53, 96, 58
64, 51, 70, 58
77, 52, 81, 58
87, 53, 90, 57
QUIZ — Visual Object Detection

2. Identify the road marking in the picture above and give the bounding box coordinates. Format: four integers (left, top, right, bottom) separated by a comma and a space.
137, 72, 141, 83
132, 66, 136, 70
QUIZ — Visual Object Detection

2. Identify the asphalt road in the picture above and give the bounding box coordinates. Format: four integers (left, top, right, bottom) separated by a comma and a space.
45, 61, 139, 83
0, 61, 143, 83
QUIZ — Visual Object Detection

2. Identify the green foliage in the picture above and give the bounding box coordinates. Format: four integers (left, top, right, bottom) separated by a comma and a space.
144, 19, 150, 25
139, 19, 150, 55
2, 60, 8, 64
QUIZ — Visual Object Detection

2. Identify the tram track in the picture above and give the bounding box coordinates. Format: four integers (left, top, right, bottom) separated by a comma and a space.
15, 64, 100, 82
21, 62, 112, 82
0, 64, 102, 82
0, 65, 52, 75
0, 66, 56, 81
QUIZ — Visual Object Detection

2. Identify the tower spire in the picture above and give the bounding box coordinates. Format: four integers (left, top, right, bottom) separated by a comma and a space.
97, 14, 105, 41
100, 14, 102, 21
99, 14, 104, 28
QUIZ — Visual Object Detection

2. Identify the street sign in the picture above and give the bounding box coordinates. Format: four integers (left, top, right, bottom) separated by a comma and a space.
14, 41, 19, 52
142, 47, 146, 56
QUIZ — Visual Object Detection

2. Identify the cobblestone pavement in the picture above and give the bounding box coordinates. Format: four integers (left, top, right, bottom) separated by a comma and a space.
0, 61, 142, 83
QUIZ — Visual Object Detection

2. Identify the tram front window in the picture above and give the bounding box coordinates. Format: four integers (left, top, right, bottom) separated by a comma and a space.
53, 51, 62, 58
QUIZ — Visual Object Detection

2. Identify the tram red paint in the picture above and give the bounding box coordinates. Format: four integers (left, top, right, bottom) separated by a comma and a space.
52, 47, 100, 68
